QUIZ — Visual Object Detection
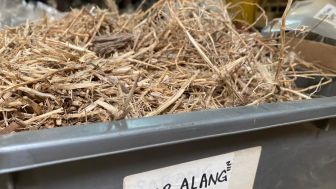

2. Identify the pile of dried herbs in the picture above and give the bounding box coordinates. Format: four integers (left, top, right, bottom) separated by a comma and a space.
0, 0, 333, 133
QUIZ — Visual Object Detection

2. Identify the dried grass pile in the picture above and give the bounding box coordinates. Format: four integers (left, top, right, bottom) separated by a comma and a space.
0, 0, 333, 133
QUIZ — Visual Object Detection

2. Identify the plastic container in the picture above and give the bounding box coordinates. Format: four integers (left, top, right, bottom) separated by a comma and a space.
0, 78, 336, 188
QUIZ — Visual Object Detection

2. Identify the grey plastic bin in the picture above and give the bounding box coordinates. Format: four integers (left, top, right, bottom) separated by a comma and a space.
1, 81, 336, 189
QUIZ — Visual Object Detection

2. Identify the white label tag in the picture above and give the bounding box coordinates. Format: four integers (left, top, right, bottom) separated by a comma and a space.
314, 4, 336, 27
123, 147, 261, 189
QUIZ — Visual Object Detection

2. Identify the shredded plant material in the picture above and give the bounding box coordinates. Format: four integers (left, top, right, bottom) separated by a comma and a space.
0, 0, 333, 132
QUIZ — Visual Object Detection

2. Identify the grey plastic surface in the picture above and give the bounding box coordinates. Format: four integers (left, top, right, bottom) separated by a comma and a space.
1, 120, 336, 189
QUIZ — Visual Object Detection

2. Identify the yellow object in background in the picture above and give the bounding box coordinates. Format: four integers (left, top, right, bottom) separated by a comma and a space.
226, 0, 260, 23
227, 0, 291, 26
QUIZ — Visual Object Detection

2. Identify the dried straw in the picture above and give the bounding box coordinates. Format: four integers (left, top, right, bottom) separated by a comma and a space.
0, 0, 333, 133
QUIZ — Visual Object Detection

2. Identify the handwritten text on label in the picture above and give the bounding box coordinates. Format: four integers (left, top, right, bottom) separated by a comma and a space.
124, 147, 262, 189
124, 152, 234, 189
